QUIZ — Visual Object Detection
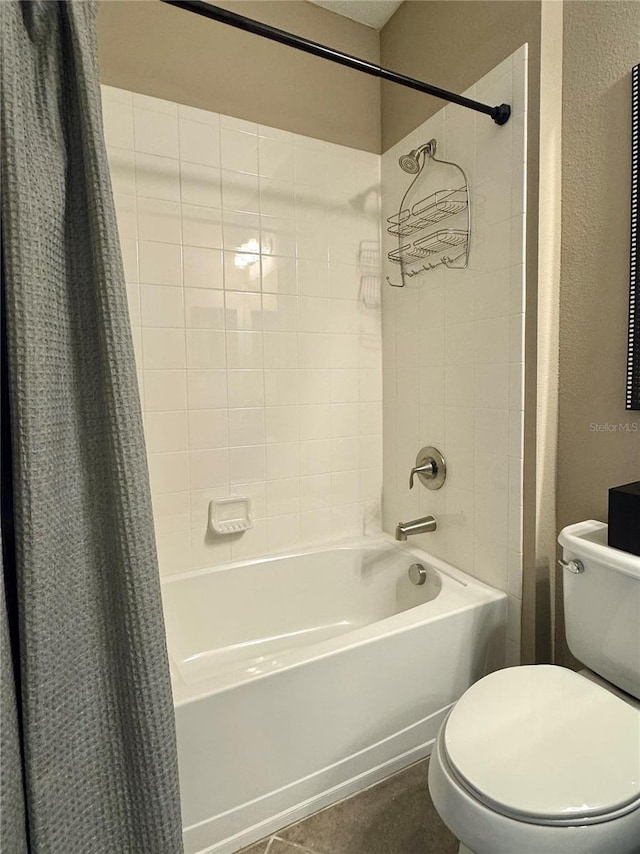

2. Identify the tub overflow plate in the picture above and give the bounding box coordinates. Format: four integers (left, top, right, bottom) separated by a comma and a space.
408, 563, 427, 585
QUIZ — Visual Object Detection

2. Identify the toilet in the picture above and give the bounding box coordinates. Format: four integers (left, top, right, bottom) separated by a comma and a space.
428, 520, 640, 854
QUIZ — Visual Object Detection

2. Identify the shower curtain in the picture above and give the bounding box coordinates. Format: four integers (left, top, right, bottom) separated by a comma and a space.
0, 2, 183, 851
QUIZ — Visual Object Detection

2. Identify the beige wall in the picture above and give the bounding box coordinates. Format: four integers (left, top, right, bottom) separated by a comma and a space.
380, 1, 541, 151
380, 0, 542, 664
555, 0, 640, 666
97, 0, 381, 152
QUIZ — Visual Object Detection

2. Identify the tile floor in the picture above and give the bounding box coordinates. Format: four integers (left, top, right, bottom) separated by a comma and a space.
238, 759, 459, 854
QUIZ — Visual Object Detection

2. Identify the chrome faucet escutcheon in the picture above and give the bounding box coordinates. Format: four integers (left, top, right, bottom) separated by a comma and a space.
409, 446, 446, 490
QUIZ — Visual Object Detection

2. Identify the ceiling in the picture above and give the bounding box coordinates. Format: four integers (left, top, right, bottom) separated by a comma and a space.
308, 0, 403, 30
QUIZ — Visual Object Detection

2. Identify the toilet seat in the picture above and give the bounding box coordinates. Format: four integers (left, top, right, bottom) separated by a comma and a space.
442, 665, 640, 827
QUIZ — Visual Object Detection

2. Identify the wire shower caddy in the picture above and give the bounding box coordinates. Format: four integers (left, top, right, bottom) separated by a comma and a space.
386, 139, 470, 287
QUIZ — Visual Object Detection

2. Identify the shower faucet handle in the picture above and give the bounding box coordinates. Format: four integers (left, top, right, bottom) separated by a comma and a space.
409, 461, 435, 489
409, 446, 447, 490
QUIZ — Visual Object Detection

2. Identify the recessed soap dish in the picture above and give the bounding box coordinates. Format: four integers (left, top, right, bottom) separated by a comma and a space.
208, 497, 253, 535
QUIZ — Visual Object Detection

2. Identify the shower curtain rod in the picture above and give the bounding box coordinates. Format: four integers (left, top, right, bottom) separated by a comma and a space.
159, 0, 511, 125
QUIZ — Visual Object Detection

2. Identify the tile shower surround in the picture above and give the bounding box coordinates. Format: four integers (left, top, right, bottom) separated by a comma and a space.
381, 47, 527, 665
102, 47, 526, 663
102, 86, 382, 575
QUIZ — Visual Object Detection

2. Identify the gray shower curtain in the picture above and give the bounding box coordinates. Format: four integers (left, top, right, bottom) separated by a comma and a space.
0, 1, 183, 851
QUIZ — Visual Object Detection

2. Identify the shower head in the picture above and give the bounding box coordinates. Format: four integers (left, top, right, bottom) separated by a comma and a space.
398, 152, 422, 174
398, 139, 438, 174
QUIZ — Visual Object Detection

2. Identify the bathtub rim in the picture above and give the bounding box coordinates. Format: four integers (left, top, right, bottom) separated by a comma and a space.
161, 532, 474, 587
162, 533, 507, 707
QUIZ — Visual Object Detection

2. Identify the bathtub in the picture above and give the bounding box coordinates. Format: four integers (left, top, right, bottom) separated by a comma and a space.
162, 535, 507, 854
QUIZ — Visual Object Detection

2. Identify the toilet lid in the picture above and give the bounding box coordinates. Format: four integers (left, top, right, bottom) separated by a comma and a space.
443, 666, 640, 824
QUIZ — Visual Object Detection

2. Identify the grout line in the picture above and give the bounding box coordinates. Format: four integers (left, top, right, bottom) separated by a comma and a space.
174, 106, 195, 570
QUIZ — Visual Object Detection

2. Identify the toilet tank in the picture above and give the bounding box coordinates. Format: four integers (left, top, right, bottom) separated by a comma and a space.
558, 520, 640, 700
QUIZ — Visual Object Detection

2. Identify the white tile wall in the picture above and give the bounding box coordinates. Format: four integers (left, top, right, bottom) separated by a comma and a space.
381, 47, 527, 662
104, 48, 524, 655
102, 86, 382, 576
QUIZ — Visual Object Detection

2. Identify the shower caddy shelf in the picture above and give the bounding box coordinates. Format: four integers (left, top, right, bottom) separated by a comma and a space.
386, 140, 470, 287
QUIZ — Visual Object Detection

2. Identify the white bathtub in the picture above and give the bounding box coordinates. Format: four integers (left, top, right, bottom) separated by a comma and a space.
162, 535, 507, 854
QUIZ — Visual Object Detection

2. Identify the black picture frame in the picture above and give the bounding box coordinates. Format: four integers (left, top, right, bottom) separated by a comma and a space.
627, 63, 639, 409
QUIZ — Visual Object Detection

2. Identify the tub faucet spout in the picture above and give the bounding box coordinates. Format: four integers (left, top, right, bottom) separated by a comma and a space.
395, 515, 437, 541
